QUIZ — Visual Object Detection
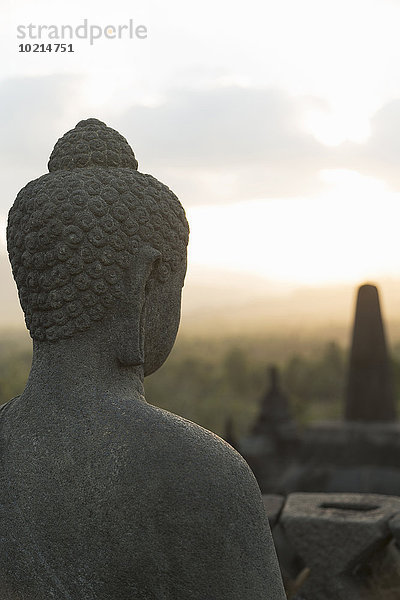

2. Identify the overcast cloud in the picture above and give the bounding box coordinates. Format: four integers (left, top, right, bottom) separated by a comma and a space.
2, 73, 400, 215
3, 0, 400, 298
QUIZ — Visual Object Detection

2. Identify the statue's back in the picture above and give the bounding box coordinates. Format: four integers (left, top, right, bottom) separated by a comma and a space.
1, 119, 285, 599
0, 394, 284, 600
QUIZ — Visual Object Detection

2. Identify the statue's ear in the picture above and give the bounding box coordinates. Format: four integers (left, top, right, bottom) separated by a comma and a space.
114, 246, 161, 367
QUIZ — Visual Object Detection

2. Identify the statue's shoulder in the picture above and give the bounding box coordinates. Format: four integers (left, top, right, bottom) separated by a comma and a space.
129, 401, 260, 499
121, 403, 286, 600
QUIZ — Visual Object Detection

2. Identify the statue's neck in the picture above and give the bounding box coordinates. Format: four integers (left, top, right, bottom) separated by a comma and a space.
23, 333, 145, 408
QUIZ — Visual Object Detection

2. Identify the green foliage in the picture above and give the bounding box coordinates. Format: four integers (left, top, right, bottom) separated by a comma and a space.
146, 336, 349, 437
283, 341, 347, 423
3, 329, 400, 442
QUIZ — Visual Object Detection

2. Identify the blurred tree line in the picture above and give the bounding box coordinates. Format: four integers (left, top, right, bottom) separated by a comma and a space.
146, 337, 348, 437
2, 329, 400, 439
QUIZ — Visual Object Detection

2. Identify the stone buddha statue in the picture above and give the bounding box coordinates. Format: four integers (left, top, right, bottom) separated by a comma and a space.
1, 119, 285, 599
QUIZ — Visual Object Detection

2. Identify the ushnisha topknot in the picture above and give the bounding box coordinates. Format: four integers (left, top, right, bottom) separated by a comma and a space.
48, 118, 139, 171
7, 118, 189, 343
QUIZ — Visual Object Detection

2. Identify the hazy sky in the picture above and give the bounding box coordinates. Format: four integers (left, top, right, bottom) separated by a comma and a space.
2, 0, 400, 290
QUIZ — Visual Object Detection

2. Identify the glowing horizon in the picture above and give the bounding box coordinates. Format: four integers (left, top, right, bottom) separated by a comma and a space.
1, 167, 400, 290
3, 0, 400, 294
186, 168, 400, 287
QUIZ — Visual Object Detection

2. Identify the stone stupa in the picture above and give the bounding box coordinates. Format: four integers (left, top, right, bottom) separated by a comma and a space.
345, 283, 396, 422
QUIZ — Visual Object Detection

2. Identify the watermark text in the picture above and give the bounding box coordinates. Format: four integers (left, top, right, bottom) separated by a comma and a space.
17, 19, 148, 45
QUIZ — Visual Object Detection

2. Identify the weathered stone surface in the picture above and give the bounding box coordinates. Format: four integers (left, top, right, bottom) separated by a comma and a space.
345, 283, 396, 422
1, 119, 285, 599
279, 421, 400, 495
281, 493, 400, 599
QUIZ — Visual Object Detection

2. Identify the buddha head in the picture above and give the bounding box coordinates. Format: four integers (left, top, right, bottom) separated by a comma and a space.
6, 118, 189, 375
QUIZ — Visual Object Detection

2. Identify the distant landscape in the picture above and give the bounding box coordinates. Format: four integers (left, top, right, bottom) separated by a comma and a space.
3, 245, 400, 439
2, 313, 400, 441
